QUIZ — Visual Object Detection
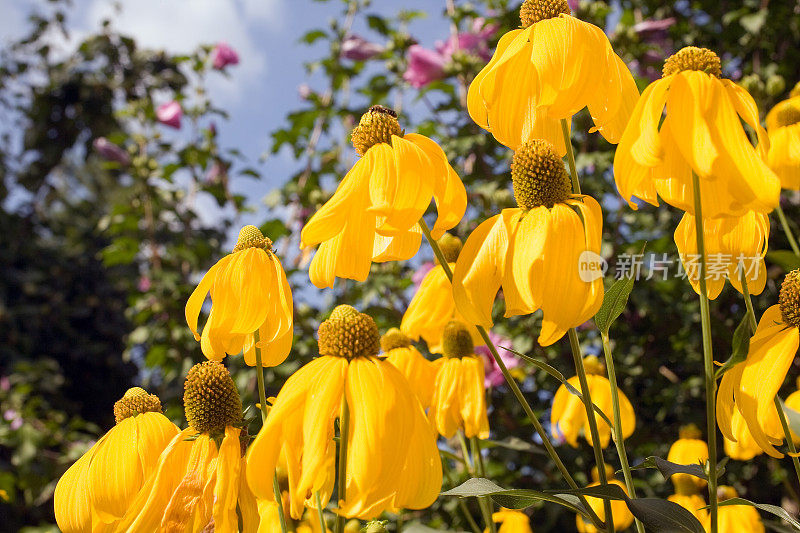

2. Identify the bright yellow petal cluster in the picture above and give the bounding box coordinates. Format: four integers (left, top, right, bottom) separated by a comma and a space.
258, 499, 332, 533
718, 274, 800, 458
576, 470, 634, 533
381, 328, 439, 409
668, 493, 708, 524
765, 96, 800, 189
246, 306, 442, 521
468, 0, 638, 154
429, 321, 490, 439
614, 46, 780, 218
723, 412, 763, 461
666, 425, 708, 492
486, 509, 533, 533
674, 211, 769, 299
186, 225, 294, 367
114, 362, 246, 532
706, 487, 765, 533
54, 388, 178, 533
551, 357, 635, 448
300, 106, 466, 288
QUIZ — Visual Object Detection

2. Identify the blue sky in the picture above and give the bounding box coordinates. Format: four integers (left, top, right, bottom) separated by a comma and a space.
1, 0, 453, 223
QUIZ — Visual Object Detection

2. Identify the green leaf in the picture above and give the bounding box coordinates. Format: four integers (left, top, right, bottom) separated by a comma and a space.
441, 478, 590, 518
628, 456, 726, 482
482, 436, 546, 455
501, 347, 614, 428
715, 312, 752, 378
767, 250, 800, 272
594, 275, 635, 334
718, 498, 800, 531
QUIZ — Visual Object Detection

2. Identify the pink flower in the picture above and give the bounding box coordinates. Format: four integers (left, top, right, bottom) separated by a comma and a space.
297, 83, 313, 100
403, 44, 447, 88
137, 276, 152, 292
412, 261, 435, 288
437, 18, 499, 61
156, 101, 182, 129
568, 0, 579, 11
0, 376, 9, 391
206, 160, 227, 184
92, 137, 130, 165
341, 34, 384, 61
4, 409, 22, 431
211, 42, 239, 69
632, 17, 676, 36
476, 333, 520, 387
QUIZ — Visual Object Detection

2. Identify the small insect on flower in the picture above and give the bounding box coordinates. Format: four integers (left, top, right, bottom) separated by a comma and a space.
380, 328, 439, 409
186, 225, 294, 367
300, 105, 467, 288
718, 270, 800, 457
551, 356, 635, 448
54, 388, 179, 533
614, 46, 780, 218
467, 0, 638, 154
113, 361, 246, 532
765, 94, 800, 190
246, 305, 442, 521
428, 321, 490, 439
453, 139, 604, 346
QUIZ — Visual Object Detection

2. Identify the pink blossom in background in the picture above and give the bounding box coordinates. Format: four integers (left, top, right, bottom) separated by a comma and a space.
341, 34, 384, 61
92, 137, 130, 165
403, 44, 447, 88
206, 160, 227, 184
477, 332, 519, 387
632, 17, 676, 36
137, 276, 152, 292
211, 42, 239, 69
412, 261, 435, 288
568, 0, 580, 11
297, 83, 312, 100
437, 18, 499, 62
156, 101, 182, 129
0, 376, 9, 391
4, 409, 22, 431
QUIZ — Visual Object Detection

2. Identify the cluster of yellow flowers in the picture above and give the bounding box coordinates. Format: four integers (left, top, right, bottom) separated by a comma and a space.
54, 0, 800, 531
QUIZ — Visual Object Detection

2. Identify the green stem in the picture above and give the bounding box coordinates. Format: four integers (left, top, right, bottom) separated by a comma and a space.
691, 171, 718, 533
471, 436, 496, 533
561, 118, 581, 195
418, 218, 606, 531
600, 332, 645, 533
458, 432, 494, 533
568, 328, 614, 533
334, 395, 350, 533
315, 491, 327, 533
254, 331, 289, 533
442, 458, 482, 533
776, 204, 800, 257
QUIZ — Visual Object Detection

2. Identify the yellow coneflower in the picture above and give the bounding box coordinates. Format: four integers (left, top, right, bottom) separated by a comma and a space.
614, 46, 780, 219
485, 509, 533, 533
186, 225, 293, 366
246, 305, 442, 521
259, 500, 331, 533
667, 424, 708, 492
401, 234, 483, 353
576, 466, 634, 533
467, 0, 637, 154
453, 139, 604, 346
765, 95, 800, 189
668, 493, 709, 524
717, 270, 800, 457
54, 388, 178, 533
381, 328, 438, 409
300, 106, 467, 289
429, 321, 490, 439
785, 377, 800, 443
114, 361, 245, 532
551, 356, 634, 448
674, 211, 769, 299
706, 487, 765, 533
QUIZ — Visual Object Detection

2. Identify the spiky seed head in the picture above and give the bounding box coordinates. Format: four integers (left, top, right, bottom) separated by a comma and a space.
363, 521, 389, 533
442, 320, 474, 358
436, 233, 463, 264
582, 355, 606, 376
520, 0, 571, 27
678, 423, 702, 440
380, 327, 412, 352
114, 387, 162, 423
350, 105, 403, 156
183, 361, 243, 433
233, 225, 272, 253
511, 140, 572, 209
662, 46, 721, 78
318, 305, 380, 359
779, 269, 800, 328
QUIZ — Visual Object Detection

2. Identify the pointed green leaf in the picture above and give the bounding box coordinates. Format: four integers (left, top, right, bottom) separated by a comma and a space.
715, 312, 752, 379
594, 275, 636, 334
718, 498, 800, 531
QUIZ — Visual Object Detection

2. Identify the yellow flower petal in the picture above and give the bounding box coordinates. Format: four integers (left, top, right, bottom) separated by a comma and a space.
212, 426, 242, 533
185, 258, 225, 340
430, 358, 463, 439
54, 441, 98, 533
459, 355, 490, 439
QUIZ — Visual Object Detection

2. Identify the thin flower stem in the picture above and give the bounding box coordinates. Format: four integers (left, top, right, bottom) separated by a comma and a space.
315, 491, 327, 533
600, 332, 645, 533
442, 458, 482, 533
458, 432, 494, 533
560, 118, 581, 195
776, 204, 800, 257
418, 218, 606, 531
254, 331, 290, 533
334, 397, 350, 533
568, 328, 614, 533
471, 436, 497, 533
739, 268, 800, 497
691, 171, 718, 533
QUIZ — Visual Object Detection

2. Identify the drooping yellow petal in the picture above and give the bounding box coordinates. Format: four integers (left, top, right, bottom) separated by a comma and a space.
767, 124, 800, 190
667, 437, 708, 490
430, 358, 463, 439
212, 426, 242, 533
576, 479, 633, 533
467, 29, 523, 132
385, 345, 438, 408
185, 259, 225, 340
459, 355, 490, 439
504, 207, 546, 316
372, 225, 422, 263
54, 441, 98, 533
